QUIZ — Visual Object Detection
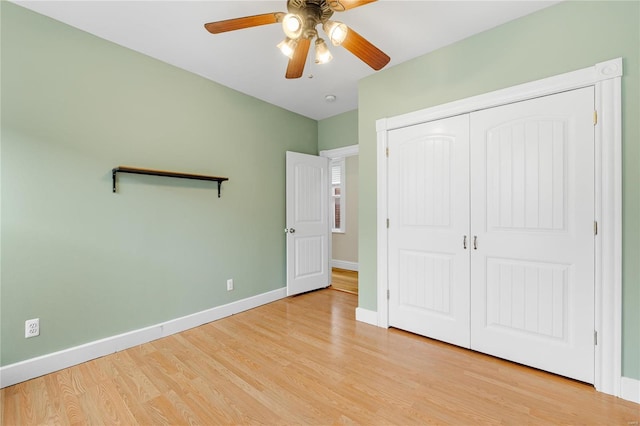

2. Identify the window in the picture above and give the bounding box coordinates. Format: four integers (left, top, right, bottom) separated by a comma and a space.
331, 158, 345, 233
320, 144, 358, 234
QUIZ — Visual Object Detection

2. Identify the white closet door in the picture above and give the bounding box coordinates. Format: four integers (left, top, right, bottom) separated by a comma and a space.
388, 115, 471, 347
469, 87, 595, 383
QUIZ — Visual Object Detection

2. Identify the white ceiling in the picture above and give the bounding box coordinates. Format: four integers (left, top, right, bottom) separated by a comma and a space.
13, 0, 559, 120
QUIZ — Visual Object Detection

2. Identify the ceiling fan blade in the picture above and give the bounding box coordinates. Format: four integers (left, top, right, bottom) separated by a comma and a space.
285, 38, 311, 79
327, 0, 377, 12
204, 13, 283, 34
341, 27, 390, 71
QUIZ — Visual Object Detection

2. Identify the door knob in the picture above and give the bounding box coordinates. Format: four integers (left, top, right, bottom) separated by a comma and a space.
285, 228, 296, 233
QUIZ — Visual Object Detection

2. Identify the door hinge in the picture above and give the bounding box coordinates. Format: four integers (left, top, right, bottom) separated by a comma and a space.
594, 221, 598, 236
387, 289, 390, 300
594, 110, 598, 125
594, 330, 598, 345
386, 218, 390, 228
386, 147, 389, 157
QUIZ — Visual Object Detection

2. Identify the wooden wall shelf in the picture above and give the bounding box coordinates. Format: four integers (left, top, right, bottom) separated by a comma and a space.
112, 166, 228, 197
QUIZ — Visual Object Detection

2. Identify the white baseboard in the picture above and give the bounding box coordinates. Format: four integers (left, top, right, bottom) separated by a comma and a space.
332, 260, 358, 271
355, 307, 377, 326
0, 287, 287, 388
620, 376, 640, 403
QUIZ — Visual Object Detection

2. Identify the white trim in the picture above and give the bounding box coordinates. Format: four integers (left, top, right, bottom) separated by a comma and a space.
381, 58, 622, 132
620, 377, 640, 404
331, 260, 359, 271
355, 307, 378, 326
0, 287, 287, 388
320, 144, 359, 159
376, 118, 390, 329
376, 58, 623, 397
593, 69, 623, 397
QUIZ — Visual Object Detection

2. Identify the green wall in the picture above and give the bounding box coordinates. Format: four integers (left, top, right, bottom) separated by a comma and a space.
0, 2, 317, 366
318, 109, 358, 151
358, 1, 640, 379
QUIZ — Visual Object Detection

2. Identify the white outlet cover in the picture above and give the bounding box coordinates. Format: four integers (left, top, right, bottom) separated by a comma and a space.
25, 318, 40, 338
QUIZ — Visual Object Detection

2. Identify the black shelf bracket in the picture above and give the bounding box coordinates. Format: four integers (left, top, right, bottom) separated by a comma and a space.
112, 166, 228, 197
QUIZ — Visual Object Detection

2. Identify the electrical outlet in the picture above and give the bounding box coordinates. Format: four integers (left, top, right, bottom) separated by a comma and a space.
25, 318, 40, 338
226, 279, 234, 291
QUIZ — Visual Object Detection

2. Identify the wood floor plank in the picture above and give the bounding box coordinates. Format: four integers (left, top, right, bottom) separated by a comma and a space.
110, 373, 158, 425
42, 374, 72, 426
50, 371, 86, 425
331, 268, 358, 294
113, 351, 162, 403
74, 384, 116, 426
178, 376, 241, 425
2, 289, 639, 425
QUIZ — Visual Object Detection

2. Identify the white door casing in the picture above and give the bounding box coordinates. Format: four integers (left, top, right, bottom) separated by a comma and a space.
387, 115, 471, 347
286, 151, 331, 296
469, 87, 595, 383
376, 58, 622, 396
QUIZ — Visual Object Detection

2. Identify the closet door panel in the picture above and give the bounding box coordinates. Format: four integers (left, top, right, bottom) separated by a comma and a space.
388, 115, 470, 348
470, 87, 595, 383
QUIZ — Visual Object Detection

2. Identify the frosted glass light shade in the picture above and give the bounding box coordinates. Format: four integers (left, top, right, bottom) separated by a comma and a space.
315, 38, 333, 64
323, 20, 348, 46
277, 38, 298, 59
282, 13, 303, 39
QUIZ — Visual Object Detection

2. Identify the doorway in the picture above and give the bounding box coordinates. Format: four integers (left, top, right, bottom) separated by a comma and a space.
320, 145, 359, 294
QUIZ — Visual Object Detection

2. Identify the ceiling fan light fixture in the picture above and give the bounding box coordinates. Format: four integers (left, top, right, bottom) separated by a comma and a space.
277, 38, 298, 59
314, 38, 333, 64
323, 20, 348, 46
204, 1, 390, 79
282, 13, 303, 39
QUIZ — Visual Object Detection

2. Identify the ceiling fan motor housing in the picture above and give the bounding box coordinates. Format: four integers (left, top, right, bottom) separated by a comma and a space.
287, 0, 334, 39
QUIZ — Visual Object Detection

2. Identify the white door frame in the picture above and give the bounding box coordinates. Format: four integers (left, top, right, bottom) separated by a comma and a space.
320, 145, 359, 270
375, 58, 623, 397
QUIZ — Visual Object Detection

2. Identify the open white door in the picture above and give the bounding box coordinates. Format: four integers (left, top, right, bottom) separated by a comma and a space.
286, 151, 330, 296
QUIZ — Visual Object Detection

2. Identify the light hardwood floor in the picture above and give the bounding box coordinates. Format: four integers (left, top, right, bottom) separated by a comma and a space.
330, 268, 358, 294
2, 289, 638, 425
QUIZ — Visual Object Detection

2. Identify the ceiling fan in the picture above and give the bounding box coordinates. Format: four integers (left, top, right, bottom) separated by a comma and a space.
204, 0, 390, 79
